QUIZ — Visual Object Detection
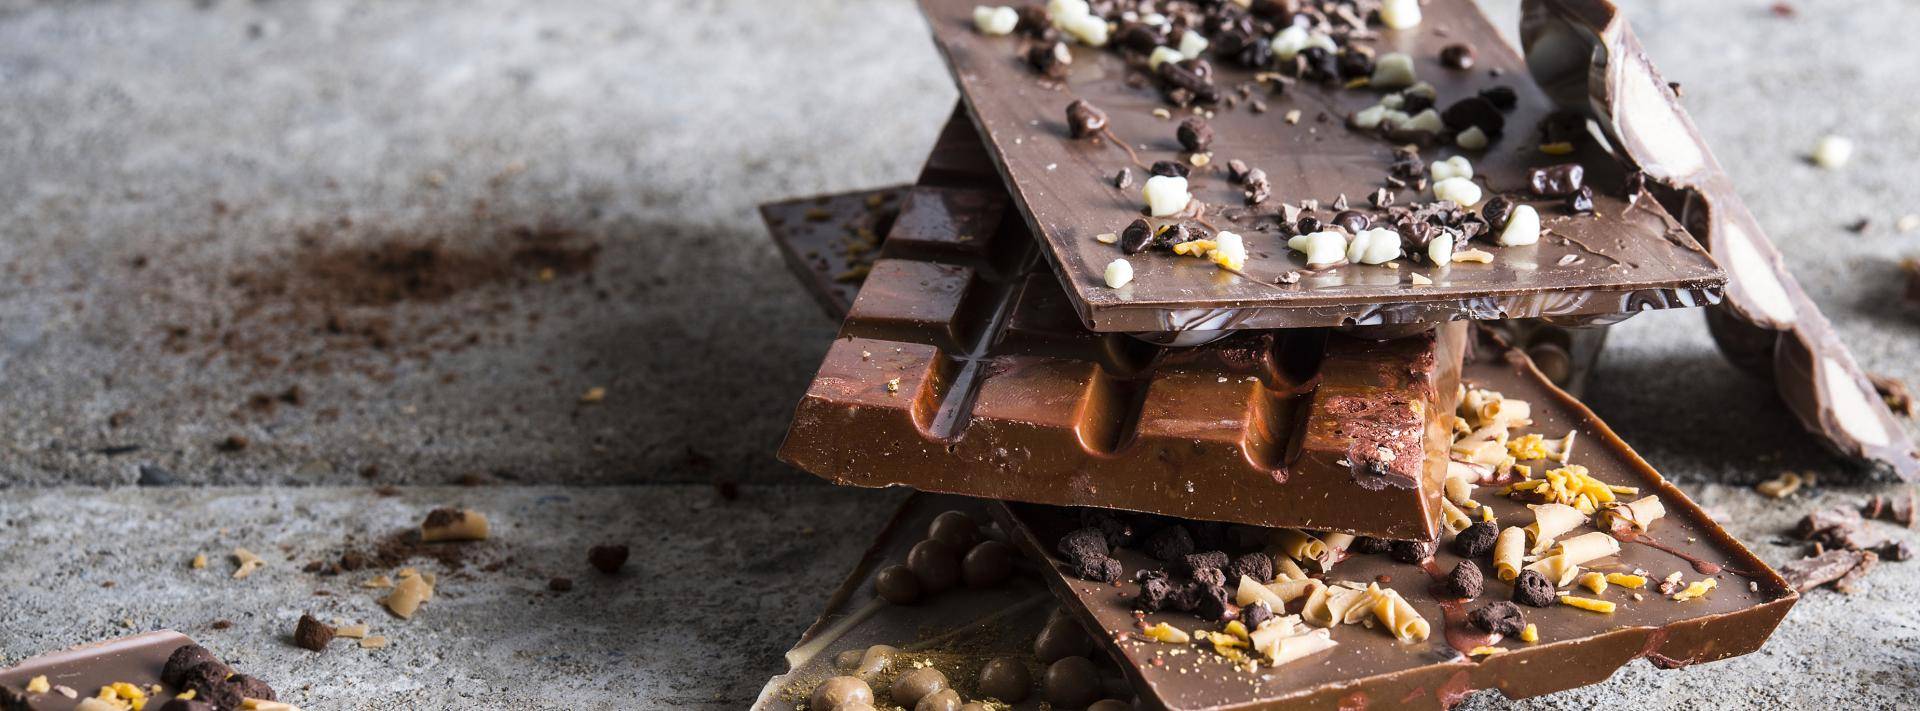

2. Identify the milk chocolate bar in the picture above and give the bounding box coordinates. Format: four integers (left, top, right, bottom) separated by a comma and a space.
0, 631, 279, 711
992, 347, 1796, 710
915, 0, 1724, 333
776, 142, 1465, 541
1519, 0, 1920, 480
751, 493, 1137, 710
759, 186, 909, 320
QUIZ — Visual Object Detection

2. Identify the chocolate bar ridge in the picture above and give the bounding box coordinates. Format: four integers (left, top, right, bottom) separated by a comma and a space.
915, 0, 1725, 332
992, 348, 1796, 710
1520, 0, 1920, 480
776, 120, 1462, 540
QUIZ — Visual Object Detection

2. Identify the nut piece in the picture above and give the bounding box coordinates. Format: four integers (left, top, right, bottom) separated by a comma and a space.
1370, 53, 1417, 90
382, 571, 433, 620
1103, 258, 1134, 289
1756, 471, 1804, 499
1347, 228, 1403, 265
293, 614, 335, 652
419, 508, 489, 542
334, 624, 369, 639
358, 636, 389, 650
1380, 0, 1423, 30
1433, 177, 1483, 207
1288, 231, 1349, 270
232, 548, 264, 580
1497, 205, 1541, 246
1430, 156, 1474, 182
972, 6, 1018, 36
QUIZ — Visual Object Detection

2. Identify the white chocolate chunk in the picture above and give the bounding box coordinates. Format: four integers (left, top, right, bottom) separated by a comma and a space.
1430, 156, 1473, 182
1104, 258, 1134, 288
1380, 93, 1405, 110
1178, 29, 1209, 59
1399, 109, 1444, 134
1457, 126, 1490, 150
1062, 13, 1109, 46
1212, 231, 1248, 271
1404, 82, 1437, 100
1095, 232, 1118, 244
1813, 135, 1853, 170
1288, 231, 1350, 269
1148, 46, 1184, 71
1347, 228, 1403, 265
1272, 26, 1311, 61
1498, 204, 1541, 246
1427, 232, 1455, 265
1047, 0, 1090, 24
1370, 53, 1417, 89
972, 6, 1018, 35
1380, 0, 1423, 30
1432, 177, 1483, 206
1142, 175, 1191, 217
1351, 105, 1388, 130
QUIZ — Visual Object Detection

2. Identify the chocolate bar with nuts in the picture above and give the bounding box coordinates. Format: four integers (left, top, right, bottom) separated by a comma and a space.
0, 631, 282, 711
751, 493, 1138, 710
990, 346, 1796, 710
775, 121, 1464, 541
915, 0, 1724, 333
1520, 0, 1920, 480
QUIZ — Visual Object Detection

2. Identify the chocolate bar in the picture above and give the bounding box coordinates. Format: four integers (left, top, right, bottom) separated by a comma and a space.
759, 186, 909, 320
915, 0, 1724, 332
991, 347, 1796, 710
1519, 0, 1920, 480
776, 121, 1465, 540
752, 493, 1138, 710
0, 631, 281, 711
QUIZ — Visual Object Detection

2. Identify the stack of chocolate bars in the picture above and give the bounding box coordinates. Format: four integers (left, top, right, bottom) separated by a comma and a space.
754, 1, 1918, 709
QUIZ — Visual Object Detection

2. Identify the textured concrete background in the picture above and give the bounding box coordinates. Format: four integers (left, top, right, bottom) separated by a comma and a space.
0, 0, 1915, 708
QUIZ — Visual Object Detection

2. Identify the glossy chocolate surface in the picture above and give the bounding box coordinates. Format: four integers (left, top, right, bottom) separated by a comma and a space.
991, 348, 1796, 710
0, 631, 195, 711
751, 493, 1131, 711
1520, 0, 1919, 480
916, 0, 1724, 332
774, 130, 1465, 539
759, 186, 909, 321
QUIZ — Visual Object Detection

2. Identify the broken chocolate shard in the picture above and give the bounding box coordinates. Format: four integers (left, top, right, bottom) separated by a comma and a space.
1521, 0, 1920, 480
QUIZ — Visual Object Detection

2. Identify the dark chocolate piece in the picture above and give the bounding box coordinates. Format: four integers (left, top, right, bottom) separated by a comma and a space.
1521, 0, 1920, 480
916, 0, 1725, 332
989, 348, 1797, 710
1446, 559, 1485, 599
775, 121, 1465, 540
0, 631, 275, 711
1468, 601, 1525, 636
757, 185, 908, 322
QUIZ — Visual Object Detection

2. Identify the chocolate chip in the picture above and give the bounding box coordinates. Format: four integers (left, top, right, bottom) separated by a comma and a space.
1468, 601, 1526, 636
1120, 219, 1154, 254
1479, 85, 1518, 111
548, 576, 573, 592
1226, 553, 1274, 585
1066, 99, 1109, 139
875, 564, 923, 604
1149, 160, 1190, 178
293, 613, 335, 652
1351, 536, 1392, 555
1029, 42, 1074, 79
1057, 527, 1111, 566
1336, 48, 1375, 79
1529, 163, 1585, 197
588, 544, 629, 574
1114, 167, 1132, 189
1439, 43, 1476, 70
1145, 525, 1195, 562
1177, 117, 1214, 152
1513, 570, 1557, 607
1567, 185, 1595, 214
1240, 600, 1273, 629
1446, 560, 1485, 599
1332, 210, 1371, 234
1389, 538, 1435, 564
1074, 555, 1124, 584
1481, 195, 1515, 235
1452, 521, 1499, 558
1295, 215, 1323, 236
1441, 96, 1505, 136
163, 644, 225, 687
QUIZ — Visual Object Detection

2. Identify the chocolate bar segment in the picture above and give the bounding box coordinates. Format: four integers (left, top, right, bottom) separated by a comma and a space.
1520, 0, 1920, 480
751, 493, 1136, 710
915, 0, 1724, 332
776, 131, 1464, 540
992, 349, 1796, 710
758, 186, 909, 321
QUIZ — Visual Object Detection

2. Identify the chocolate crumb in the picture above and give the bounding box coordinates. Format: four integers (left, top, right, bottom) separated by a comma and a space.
588, 545, 629, 574
1240, 600, 1273, 629
1439, 43, 1476, 70
1149, 160, 1190, 179
1058, 527, 1112, 566
1075, 555, 1124, 584
548, 577, 574, 592
1388, 538, 1435, 564
1114, 168, 1133, 189
1179, 550, 1230, 577
1869, 374, 1916, 417
293, 614, 335, 652
210, 620, 233, 630
1513, 570, 1556, 607
1177, 117, 1214, 153
1066, 100, 1110, 139
1226, 553, 1274, 585
1848, 218, 1873, 234
163, 645, 225, 687
1452, 521, 1498, 558
1468, 601, 1526, 636
1145, 525, 1195, 563
1351, 536, 1392, 555
216, 435, 249, 452
1446, 560, 1485, 599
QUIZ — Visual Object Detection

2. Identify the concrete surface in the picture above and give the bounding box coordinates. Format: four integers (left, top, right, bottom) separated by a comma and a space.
0, 0, 1915, 708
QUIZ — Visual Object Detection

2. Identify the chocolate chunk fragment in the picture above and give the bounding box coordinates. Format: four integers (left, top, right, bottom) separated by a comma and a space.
1193, 582, 1235, 621
1227, 159, 1252, 183
1870, 375, 1917, 417
1834, 550, 1880, 593
548, 576, 574, 592
1179, 550, 1229, 577
1115, 23, 1160, 54
1446, 560, 1485, 599
1351, 536, 1392, 555
181, 663, 243, 709
1136, 573, 1178, 612
163, 644, 225, 687
1244, 173, 1271, 205
1065, 100, 1109, 138
293, 613, 335, 652
1881, 540, 1914, 562
1226, 553, 1274, 585
1439, 43, 1476, 70
228, 673, 275, 702
1114, 167, 1132, 189
1332, 210, 1370, 234
1148, 160, 1189, 178
1452, 521, 1498, 558
1158, 60, 1221, 104
1389, 538, 1435, 564
1479, 85, 1518, 111
1295, 215, 1323, 236
1013, 5, 1048, 36
1297, 46, 1338, 83
1074, 555, 1123, 584
1057, 527, 1111, 566
1566, 185, 1595, 214
1481, 195, 1515, 235
1512, 570, 1556, 607
1120, 219, 1154, 255
1145, 525, 1195, 563
1177, 117, 1214, 153
1468, 601, 1525, 636
588, 544, 629, 574
1190, 566, 1226, 590
1029, 42, 1073, 79
1240, 600, 1273, 629
1389, 147, 1426, 182
1441, 96, 1505, 136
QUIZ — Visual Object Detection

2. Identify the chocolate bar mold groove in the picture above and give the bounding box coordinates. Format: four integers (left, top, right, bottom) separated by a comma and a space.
1522, 0, 1920, 480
